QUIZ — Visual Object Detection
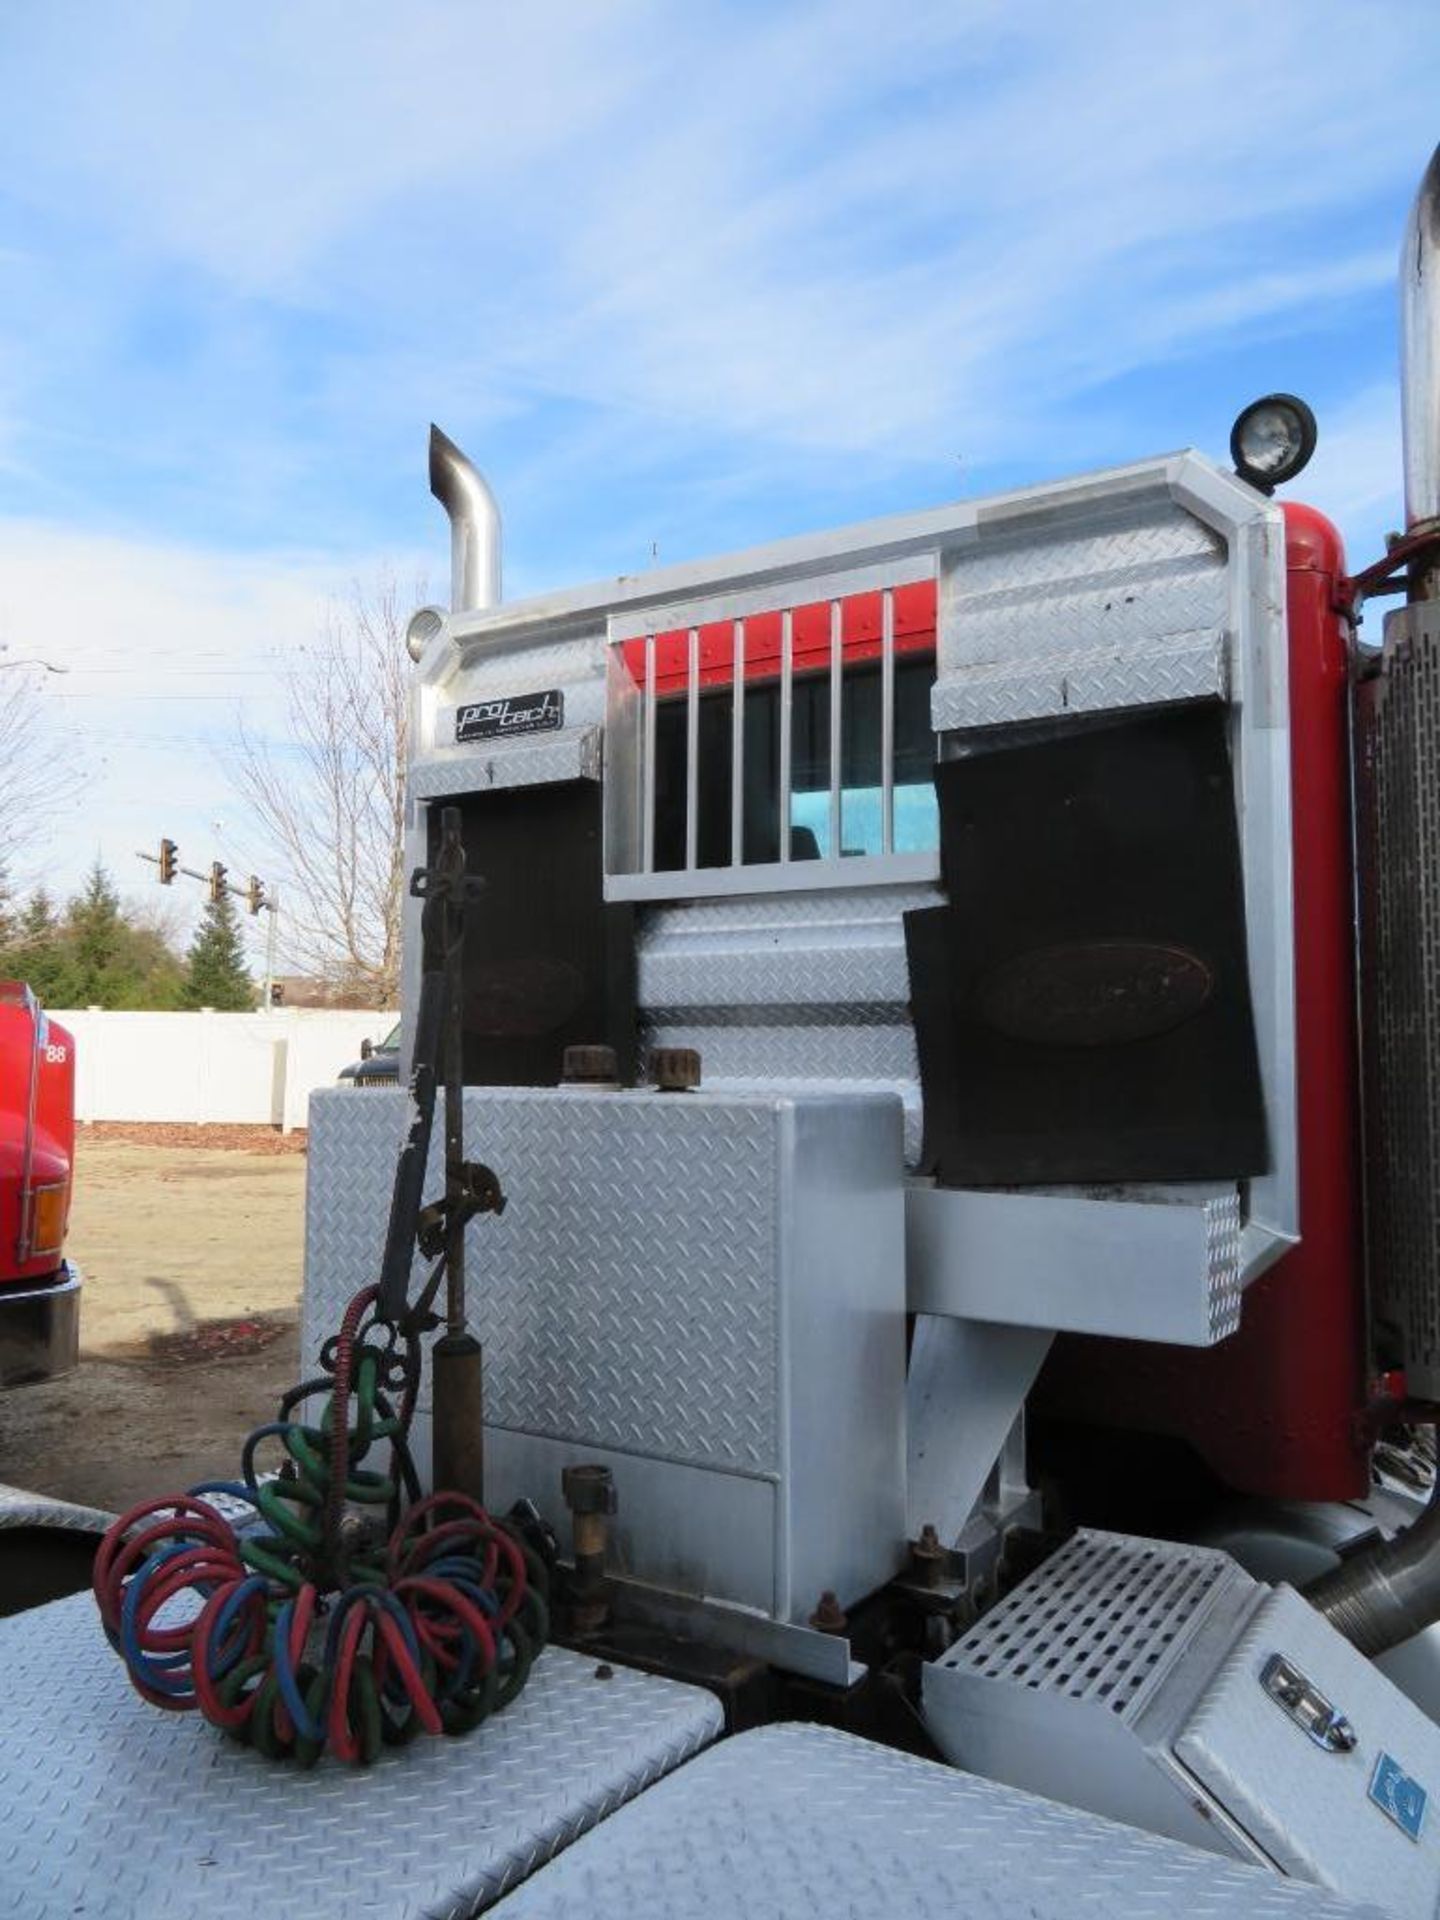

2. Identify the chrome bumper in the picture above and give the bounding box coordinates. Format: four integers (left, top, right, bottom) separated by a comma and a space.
0, 1261, 80, 1387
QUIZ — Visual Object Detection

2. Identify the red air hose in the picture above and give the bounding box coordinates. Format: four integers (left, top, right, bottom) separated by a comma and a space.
93, 1286, 549, 1765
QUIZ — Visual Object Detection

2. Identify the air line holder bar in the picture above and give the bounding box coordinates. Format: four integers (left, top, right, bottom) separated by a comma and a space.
375, 809, 502, 1366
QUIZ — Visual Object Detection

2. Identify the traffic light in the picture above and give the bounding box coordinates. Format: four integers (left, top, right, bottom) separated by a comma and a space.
209, 861, 227, 903
158, 838, 177, 885
246, 875, 266, 916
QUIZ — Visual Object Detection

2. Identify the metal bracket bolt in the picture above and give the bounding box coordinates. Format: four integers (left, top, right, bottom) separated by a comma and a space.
561, 1045, 622, 1090
650, 1046, 701, 1092
910, 1523, 945, 1589
809, 1590, 848, 1635
562, 1462, 618, 1637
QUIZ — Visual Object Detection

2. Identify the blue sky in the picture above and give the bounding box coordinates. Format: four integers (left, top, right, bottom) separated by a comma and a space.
0, 0, 1436, 963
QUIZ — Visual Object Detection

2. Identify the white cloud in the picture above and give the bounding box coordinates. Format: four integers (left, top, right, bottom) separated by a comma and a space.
0, 0, 1434, 927
2, 0, 1435, 483
0, 521, 423, 908
0, 5, 650, 296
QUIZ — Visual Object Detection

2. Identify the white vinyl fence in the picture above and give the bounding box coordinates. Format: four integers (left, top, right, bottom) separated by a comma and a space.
53, 1008, 393, 1132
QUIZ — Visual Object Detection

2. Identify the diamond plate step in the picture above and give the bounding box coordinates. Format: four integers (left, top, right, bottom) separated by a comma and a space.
499, 1723, 1381, 1919
0, 1590, 723, 1919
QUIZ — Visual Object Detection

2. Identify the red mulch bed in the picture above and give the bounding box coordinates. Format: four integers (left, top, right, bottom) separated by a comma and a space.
82, 1122, 308, 1155
146, 1314, 293, 1367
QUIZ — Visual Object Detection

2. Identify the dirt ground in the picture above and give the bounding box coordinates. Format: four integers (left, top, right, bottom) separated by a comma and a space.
0, 1126, 309, 1513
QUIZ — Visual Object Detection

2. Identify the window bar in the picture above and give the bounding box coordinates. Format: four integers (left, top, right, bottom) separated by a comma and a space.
684, 625, 700, 871
730, 617, 746, 868
881, 588, 895, 855
778, 609, 794, 863
642, 630, 657, 874
828, 599, 843, 860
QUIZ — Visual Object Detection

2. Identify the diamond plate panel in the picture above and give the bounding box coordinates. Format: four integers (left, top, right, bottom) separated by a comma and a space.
640, 1028, 920, 1166
636, 888, 936, 1170
500, 1724, 1379, 1920
638, 929, 916, 1012
642, 884, 945, 936
409, 727, 601, 808
439, 633, 607, 717
459, 634, 607, 684
637, 891, 933, 1031
1207, 1190, 1245, 1340
1081, 630, 1227, 708
301, 1088, 407, 1372
907, 1183, 1248, 1345
0, 1482, 113, 1533
640, 1017, 916, 1081
305, 1089, 783, 1476
641, 998, 909, 1031
470, 1094, 779, 1473
932, 631, 1228, 730
0, 1590, 722, 1920
940, 504, 1226, 671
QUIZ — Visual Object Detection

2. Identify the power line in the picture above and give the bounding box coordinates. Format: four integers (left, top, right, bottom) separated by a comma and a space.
54, 692, 251, 701
56, 667, 282, 677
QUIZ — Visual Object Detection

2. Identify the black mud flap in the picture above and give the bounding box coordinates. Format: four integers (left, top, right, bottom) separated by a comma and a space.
432, 781, 636, 1087
905, 706, 1266, 1187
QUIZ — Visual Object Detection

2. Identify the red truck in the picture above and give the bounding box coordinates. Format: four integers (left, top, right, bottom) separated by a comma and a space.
0, 980, 78, 1385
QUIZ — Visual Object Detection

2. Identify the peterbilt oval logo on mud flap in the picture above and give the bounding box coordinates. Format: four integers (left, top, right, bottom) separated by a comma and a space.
975, 939, 1215, 1048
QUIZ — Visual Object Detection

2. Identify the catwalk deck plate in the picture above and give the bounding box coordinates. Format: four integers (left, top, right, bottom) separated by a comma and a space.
500, 1723, 1383, 1920
0, 1590, 722, 1919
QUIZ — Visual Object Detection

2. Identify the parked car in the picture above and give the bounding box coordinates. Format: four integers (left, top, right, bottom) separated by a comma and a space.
337, 1019, 400, 1087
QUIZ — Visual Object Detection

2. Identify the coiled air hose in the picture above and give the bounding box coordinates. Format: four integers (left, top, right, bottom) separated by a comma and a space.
93, 1282, 548, 1764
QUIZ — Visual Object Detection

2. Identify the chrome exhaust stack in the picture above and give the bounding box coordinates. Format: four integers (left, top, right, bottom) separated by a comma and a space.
429, 423, 502, 615
1402, 145, 1440, 556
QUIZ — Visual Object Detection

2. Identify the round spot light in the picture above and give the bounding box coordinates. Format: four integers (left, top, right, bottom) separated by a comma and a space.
1230, 393, 1318, 494
405, 605, 447, 662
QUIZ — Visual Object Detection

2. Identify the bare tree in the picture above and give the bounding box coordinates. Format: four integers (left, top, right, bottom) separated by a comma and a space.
0, 667, 65, 887
232, 579, 416, 1005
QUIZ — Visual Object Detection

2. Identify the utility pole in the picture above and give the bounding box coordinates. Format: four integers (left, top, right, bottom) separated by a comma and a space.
262, 883, 279, 1011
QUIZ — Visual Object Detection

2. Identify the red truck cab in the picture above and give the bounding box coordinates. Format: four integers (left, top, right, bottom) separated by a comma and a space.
0, 981, 79, 1386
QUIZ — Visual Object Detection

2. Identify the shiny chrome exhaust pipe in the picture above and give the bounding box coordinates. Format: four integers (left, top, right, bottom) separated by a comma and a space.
1403, 145, 1440, 543
429, 423, 501, 614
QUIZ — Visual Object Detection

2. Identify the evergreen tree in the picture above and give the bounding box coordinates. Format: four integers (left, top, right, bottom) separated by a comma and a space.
123, 920, 186, 1009
66, 862, 140, 1006
0, 874, 189, 1009
21, 888, 58, 940
182, 888, 254, 1010
12, 886, 79, 1004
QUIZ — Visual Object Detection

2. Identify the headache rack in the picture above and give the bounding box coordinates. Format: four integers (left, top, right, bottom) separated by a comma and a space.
403, 450, 1295, 1340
